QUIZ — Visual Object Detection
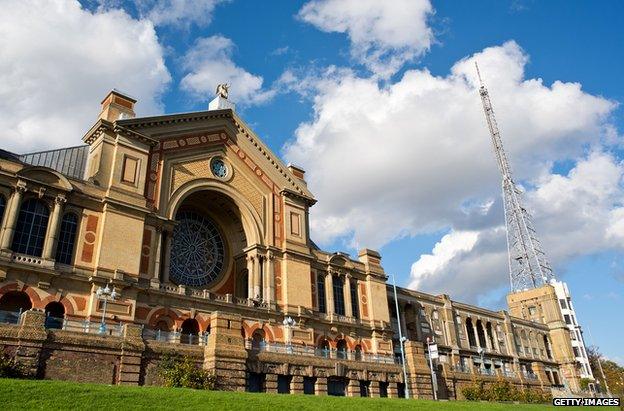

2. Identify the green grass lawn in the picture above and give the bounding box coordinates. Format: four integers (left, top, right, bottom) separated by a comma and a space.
0, 378, 603, 410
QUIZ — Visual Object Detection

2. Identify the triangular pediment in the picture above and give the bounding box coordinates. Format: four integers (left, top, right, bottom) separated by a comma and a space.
116, 109, 314, 202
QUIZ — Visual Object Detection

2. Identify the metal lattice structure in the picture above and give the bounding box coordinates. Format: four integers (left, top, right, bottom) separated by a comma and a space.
476, 63, 555, 292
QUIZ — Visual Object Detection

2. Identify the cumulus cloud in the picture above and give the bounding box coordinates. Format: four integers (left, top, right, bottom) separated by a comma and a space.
283, 41, 620, 302
0, 0, 171, 153
410, 152, 624, 303
134, 0, 228, 28
297, 0, 434, 77
180, 35, 275, 106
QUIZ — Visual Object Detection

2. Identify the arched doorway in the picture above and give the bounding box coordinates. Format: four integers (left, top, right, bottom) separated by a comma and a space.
0, 291, 32, 313
44, 301, 65, 329
251, 329, 265, 350
318, 338, 330, 358
180, 318, 200, 344
336, 339, 348, 360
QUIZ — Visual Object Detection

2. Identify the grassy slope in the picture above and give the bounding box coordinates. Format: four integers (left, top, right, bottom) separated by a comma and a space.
0, 379, 600, 410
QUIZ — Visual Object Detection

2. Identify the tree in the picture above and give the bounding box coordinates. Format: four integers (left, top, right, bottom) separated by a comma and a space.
587, 346, 624, 396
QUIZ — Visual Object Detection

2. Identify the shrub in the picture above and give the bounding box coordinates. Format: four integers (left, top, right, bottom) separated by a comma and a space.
158, 354, 216, 390
487, 378, 517, 401
0, 354, 27, 378
461, 377, 550, 404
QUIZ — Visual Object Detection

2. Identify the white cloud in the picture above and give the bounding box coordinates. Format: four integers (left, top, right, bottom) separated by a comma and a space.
283, 41, 621, 302
0, 0, 171, 153
409, 152, 624, 303
298, 0, 434, 77
134, 0, 227, 28
180, 36, 275, 106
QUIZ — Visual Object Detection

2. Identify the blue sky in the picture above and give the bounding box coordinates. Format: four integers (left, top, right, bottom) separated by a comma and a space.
1, 1, 622, 361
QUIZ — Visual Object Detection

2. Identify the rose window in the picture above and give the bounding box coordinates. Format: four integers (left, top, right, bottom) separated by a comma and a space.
170, 210, 225, 287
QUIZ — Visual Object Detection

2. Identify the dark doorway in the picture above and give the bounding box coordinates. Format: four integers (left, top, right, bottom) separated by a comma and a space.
360, 380, 370, 397
277, 375, 291, 394
44, 301, 65, 329
327, 377, 346, 396
303, 377, 316, 395
397, 382, 406, 398
336, 339, 348, 360
180, 318, 200, 344
379, 381, 389, 398
247, 372, 265, 392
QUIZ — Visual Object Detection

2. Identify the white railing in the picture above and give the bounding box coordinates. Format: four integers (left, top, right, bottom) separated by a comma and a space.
0, 309, 22, 325
55, 318, 123, 337
142, 329, 209, 346
246, 340, 398, 364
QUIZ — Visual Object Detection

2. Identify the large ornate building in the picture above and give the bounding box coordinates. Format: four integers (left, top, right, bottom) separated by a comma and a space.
0, 90, 584, 397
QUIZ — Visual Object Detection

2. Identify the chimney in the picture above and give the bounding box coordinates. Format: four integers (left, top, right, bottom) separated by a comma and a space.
99, 89, 136, 122
287, 163, 307, 185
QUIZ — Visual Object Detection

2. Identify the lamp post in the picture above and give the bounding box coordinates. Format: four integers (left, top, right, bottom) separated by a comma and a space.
391, 273, 410, 399
283, 316, 295, 354
96, 284, 118, 334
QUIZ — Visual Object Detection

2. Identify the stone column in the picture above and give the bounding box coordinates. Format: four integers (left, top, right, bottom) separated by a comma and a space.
387, 382, 399, 398
347, 379, 360, 397
344, 275, 353, 317
315, 376, 327, 395
471, 321, 481, 349
43, 194, 66, 259
0, 183, 26, 250
254, 255, 264, 300
291, 375, 304, 394
265, 374, 278, 393
264, 251, 275, 304
246, 254, 254, 298
404, 340, 435, 399
483, 323, 493, 351
369, 380, 380, 397
325, 272, 334, 315
150, 227, 163, 289
161, 231, 172, 284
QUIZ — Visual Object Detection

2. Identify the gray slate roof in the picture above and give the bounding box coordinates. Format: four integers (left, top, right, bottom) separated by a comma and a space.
18, 145, 88, 180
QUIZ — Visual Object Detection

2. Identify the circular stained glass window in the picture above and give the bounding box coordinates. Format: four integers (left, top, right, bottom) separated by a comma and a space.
211, 157, 228, 178
170, 210, 225, 287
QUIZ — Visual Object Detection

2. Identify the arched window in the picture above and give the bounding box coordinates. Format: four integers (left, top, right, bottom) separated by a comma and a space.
318, 339, 330, 358
333, 275, 345, 316
353, 344, 362, 361
251, 329, 265, 350
543, 335, 552, 359
316, 273, 326, 313
0, 195, 6, 226
350, 280, 359, 319
476, 319, 487, 348
44, 301, 65, 329
55, 213, 78, 264
11, 198, 50, 256
336, 339, 347, 359
465, 318, 477, 347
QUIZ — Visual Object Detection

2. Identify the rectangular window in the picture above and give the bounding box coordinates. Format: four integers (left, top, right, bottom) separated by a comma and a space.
573, 347, 580, 357
564, 314, 571, 324
122, 156, 138, 184
317, 274, 326, 314
290, 212, 301, 236
559, 299, 567, 309
350, 280, 359, 319
528, 306, 537, 316
333, 275, 345, 316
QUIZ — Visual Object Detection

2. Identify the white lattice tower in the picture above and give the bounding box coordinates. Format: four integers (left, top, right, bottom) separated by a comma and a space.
475, 63, 555, 292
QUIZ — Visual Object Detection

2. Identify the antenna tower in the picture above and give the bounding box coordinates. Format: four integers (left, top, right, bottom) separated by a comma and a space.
475, 63, 555, 292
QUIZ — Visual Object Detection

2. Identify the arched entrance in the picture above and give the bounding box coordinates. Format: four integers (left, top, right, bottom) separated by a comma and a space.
0, 291, 32, 324
180, 318, 200, 344
168, 190, 251, 291
336, 339, 348, 359
251, 329, 265, 350
44, 301, 65, 329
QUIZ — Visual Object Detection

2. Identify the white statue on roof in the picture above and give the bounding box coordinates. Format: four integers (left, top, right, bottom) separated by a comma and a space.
209, 83, 235, 111
215, 83, 230, 99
